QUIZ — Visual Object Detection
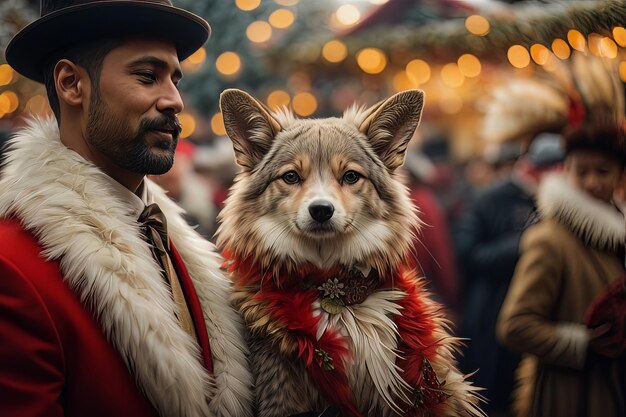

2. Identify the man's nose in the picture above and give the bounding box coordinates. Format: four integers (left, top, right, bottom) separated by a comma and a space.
156, 82, 184, 114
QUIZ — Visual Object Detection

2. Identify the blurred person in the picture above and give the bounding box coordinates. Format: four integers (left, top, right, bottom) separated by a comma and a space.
149, 140, 216, 238
405, 148, 460, 313
0, 1, 252, 416
497, 124, 626, 417
456, 133, 564, 415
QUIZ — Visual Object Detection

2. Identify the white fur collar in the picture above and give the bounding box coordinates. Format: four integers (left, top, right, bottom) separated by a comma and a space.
537, 173, 626, 251
0, 118, 252, 417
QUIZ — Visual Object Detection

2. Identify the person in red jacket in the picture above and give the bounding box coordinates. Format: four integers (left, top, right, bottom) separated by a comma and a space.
0, 1, 252, 417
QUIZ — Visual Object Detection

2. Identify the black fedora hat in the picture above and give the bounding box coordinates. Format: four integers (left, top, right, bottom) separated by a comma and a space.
5, 0, 211, 83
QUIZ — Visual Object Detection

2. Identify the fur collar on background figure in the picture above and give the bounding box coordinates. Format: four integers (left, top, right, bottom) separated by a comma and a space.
537, 173, 626, 252
0, 118, 253, 417
217, 89, 484, 417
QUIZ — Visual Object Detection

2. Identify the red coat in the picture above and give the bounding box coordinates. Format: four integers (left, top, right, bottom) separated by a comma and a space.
0, 219, 210, 417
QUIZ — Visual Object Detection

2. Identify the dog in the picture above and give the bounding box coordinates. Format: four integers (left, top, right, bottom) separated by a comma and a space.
217, 89, 483, 417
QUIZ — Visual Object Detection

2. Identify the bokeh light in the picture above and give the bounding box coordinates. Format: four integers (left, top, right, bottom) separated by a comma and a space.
356, 48, 387, 74
613, 27, 626, 47
440, 63, 465, 87
0, 64, 14, 86
551, 39, 570, 60
530, 44, 550, 65
292, 92, 318, 116
211, 112, 227, 136
507, 45, 530, 68
186, 48, 206, 65
599, 37, 618, 59
267, 90, 291, 110
275, 0, 299, 5
269, 9, 295, 29
465, 15, 490, 36
235, 0, 260, 11
619, 61, 626, 83
567, 29, 586, 51
247, 21, 273, 43
588, 33, 603, 56
322, 40, 348, 63
406, 59, 431, 84
393, 71, 420, 92
336, 5, 361, 26
216, 52, 242, 76
457, 54, 481, 78
178, 113, 196, 139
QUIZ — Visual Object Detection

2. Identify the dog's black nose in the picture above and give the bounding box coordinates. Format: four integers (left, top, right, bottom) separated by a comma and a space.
309, 201, 334, 222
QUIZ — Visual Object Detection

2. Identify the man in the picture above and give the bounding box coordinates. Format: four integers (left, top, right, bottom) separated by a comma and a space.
0, 1, 252, 417
456, 133, 564, 415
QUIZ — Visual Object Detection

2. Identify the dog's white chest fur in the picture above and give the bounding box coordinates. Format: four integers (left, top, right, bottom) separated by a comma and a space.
313, 290, 411, 414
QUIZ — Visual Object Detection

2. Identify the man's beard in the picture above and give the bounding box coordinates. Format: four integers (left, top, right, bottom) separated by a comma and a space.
86, 92, 181, 175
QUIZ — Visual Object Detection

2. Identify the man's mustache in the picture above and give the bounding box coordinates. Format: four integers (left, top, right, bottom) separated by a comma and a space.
140, 114, 182, 139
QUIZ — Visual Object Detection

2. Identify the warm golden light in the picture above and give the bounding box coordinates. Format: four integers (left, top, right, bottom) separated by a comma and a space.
246, 21, 273, 43
507, 45, 530, 68
2, 91, 18, 113
393, 71, 419, 92
599, 37, 618, 59
0, 64, 14, 86
356, 48, 387, 74
614, 27, 626, 47
186, 47, 206, 66
267, 90, 291, 110
439, 92, 463, 114
216, 52, 242, 76
465, 15, 490, 36
530, 44, 550, 65
457, 54, 481, 78
292, 92, 317, 116
269, 9, 295, 29
179, 113, 196, 139
440, 63, 465, 87
567, 29, 586, 51
405, 59, 431, 84
235, 0, 260, 11
336, 4, 361, 26
275, 0, 299, 5
588, 33, 602, 56
619, 61, 626, 83
551, 39, 570, 60
369, 0, 389, 4
211, 112, 226, 136
0, 94, 10, 115
322, 40, 348, 63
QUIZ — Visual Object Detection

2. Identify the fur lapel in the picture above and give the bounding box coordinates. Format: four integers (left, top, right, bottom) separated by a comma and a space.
0, 118, 252, 417
537, 174, 626, 251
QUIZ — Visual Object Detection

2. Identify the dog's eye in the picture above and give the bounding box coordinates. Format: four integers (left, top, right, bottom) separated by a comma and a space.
342, 171, 360, 184
282, 171, 301, 184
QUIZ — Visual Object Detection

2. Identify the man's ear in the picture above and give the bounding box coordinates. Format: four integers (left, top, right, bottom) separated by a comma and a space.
359, 89, 425, 171
54, 59, 86, 108
220, 88, 282, 170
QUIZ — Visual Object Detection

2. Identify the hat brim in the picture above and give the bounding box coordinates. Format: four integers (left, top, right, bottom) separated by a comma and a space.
5, 1, 210, 83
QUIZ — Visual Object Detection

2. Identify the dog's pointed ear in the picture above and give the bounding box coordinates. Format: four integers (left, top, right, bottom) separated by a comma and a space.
358, 89, 424, 171
220, 89, 282, 169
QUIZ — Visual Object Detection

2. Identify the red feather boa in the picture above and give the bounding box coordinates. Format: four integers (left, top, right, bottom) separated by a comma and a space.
223, 251, 450, 416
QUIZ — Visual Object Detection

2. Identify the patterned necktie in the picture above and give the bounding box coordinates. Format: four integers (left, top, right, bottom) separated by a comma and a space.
138, 203, 198, 342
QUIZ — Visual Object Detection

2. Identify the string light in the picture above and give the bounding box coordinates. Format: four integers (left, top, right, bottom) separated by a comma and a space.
613, 27, 626, 47
0, 64, 14, 86
235, 0, 260, 11
599, 37, 618, 59
619, 61, 626, 83
336, 5, 360, 26
440, 63, 464, 87
551, 39, 570, 60
530, 44, 550, 65
567, 29, 586, 51
393, 71, 419, 92
275, 0, 299, 6
186, 48, 206, 65
507, 45, 530, 68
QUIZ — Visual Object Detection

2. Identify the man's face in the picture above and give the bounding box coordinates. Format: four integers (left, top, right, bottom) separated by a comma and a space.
85, 39, 183, 175
565, 150, 624, 203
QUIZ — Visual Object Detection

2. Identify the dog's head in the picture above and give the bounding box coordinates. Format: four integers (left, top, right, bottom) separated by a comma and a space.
216, 89, 424, 273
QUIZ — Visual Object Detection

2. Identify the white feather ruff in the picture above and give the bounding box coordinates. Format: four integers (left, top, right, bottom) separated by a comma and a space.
0, 117, 253, 417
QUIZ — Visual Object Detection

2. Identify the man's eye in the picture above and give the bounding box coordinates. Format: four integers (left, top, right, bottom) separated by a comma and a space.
136, 72, 156, 83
